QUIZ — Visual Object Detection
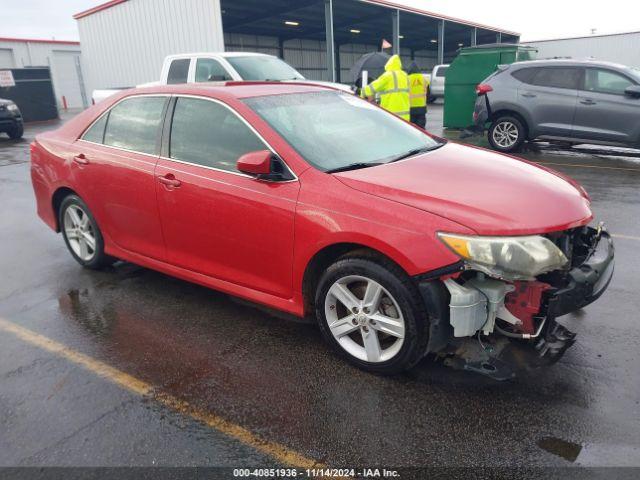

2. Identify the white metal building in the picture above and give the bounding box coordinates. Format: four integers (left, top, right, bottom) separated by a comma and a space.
0, 37, 87, 109
527, 31, 640, 68
74, 0, 518, 95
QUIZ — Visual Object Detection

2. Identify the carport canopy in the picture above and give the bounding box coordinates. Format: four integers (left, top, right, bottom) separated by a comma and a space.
220, 0, 519, 82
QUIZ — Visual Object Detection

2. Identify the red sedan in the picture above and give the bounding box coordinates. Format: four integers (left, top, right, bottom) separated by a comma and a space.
30, 82, 614, 377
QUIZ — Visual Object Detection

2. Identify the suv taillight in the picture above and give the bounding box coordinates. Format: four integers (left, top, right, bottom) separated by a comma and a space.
476, 83, 493, 95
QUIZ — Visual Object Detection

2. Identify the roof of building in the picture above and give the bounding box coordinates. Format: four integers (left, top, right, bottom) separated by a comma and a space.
73, 0, 518, 36
526, 30, 640, 43
0, 37, 80, 46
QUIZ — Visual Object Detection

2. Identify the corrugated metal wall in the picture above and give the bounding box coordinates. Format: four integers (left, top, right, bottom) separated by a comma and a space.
224, 33, 438, 83
527, 32, 640, 68
0, 39, 84, 109
77, 0, 225, 95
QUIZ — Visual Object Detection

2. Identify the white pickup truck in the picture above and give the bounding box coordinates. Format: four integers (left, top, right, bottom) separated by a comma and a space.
92, 52, 352, 103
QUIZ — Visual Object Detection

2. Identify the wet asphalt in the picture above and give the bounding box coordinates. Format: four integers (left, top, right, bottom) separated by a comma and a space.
1, 105, 639, 469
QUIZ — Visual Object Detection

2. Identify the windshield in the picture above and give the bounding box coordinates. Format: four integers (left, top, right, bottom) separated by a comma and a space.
244, 91, 442, 172
436, 66, 449, 77
226, 56, 305, 81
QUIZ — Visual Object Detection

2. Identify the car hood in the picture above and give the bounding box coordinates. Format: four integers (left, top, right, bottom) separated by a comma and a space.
334, 142, 592, 235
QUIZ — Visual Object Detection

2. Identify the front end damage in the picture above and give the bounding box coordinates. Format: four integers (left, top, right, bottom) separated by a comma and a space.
417, 226, 615, 380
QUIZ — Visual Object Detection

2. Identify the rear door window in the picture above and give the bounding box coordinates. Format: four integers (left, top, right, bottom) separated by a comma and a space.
195, 58, 232, 82
104, 96, 166, 155
169, 97, 266, 173
511, 67, 539, 84
584, 69, 635, 95
167, 59, 190, 84
435, 66, 448, 77
531, 67, 582, 89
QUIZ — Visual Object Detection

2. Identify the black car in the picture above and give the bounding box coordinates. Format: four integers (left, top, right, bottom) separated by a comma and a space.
0, 98, 24, 139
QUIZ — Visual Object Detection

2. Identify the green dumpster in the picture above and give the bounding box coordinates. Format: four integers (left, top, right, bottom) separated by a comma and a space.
443, 44, 537, 129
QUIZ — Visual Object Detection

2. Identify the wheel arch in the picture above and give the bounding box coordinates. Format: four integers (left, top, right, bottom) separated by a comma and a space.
51, 186, 79, 232
301, 242, 410, 318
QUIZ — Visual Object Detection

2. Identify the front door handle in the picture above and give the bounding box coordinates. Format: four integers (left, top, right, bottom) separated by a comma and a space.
521, 92, 537, 98
158, 174, 181, 188
73, 154, 89, 165
580, 99, 597, 105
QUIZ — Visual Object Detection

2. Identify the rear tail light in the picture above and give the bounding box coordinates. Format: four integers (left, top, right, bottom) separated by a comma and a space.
476, 83, 493, 95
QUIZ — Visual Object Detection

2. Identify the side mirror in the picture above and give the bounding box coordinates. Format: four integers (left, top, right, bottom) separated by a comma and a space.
209, 74, 230, 82
237, 150, 295, 181
624, 85, 640, 98
237, 150, 272, 175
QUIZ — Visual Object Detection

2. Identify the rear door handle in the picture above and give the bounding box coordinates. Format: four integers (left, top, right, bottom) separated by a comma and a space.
158, 174, 181, 188
73, 154, 89, 165
580, 99, 597, 105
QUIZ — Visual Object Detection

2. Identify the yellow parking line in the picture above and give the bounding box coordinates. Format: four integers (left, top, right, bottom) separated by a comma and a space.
534, 161, 640, 172
611, 233, 640, 241
0, 317, 323, 469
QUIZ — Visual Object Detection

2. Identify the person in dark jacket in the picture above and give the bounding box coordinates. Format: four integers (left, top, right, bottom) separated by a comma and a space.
407, 61, 429, 128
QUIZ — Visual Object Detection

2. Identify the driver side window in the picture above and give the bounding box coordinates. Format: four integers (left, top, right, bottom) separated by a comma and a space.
585, 69, 634, 95
169, 97, 266, 173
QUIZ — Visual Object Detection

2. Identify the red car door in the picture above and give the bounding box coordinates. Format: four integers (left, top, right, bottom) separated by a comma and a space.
73, 95, 168, 260
154, 96, 299, 298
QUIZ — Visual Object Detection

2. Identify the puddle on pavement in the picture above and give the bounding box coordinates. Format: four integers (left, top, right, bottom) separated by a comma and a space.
537, 436, 583, 462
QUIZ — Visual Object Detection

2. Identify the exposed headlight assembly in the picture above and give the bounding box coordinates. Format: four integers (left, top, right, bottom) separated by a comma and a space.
438, 232, 568, 281
6, 103, 19, 112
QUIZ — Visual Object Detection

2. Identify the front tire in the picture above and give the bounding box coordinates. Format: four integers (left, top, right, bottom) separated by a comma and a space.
59, 195, 114, 269
488, 115, 526, 152
315, 253, 429, 375
8, 124, 23, 139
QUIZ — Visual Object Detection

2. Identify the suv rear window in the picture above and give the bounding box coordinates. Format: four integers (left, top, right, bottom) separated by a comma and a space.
511, 68, 538, 84
531, 67, 582, 89
512, 67, 582, 89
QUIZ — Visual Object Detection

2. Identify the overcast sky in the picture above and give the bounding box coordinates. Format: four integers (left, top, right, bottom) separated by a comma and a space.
3, 0, 640, 42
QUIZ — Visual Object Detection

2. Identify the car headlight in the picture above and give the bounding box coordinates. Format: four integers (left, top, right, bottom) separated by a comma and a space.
7, 103, 19, 112
438, 232, 568, 280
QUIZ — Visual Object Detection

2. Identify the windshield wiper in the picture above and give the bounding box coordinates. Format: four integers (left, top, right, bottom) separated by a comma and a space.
387, 143, 445, 163
326, 162, 383, 174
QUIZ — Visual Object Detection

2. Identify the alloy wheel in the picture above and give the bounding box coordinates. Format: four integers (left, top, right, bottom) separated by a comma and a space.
63, 204, 97, 261
324, 275, 405, 363
492, 121, 519, 148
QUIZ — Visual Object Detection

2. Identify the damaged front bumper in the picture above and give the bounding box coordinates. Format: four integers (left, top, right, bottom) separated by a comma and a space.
416, 226, 615, 380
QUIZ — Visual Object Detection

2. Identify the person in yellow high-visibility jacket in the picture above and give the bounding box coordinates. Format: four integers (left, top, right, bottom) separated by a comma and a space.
360, 54, 410, 121
407, 61, 429, 128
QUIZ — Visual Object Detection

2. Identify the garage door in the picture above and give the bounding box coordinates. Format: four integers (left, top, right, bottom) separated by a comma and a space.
51, 50, 86, 109
0, 49, 15, 69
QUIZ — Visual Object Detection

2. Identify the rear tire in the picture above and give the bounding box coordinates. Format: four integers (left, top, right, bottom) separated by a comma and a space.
315, 252, 429, 375
488, 115, 526, 153
59, 195, 115, 269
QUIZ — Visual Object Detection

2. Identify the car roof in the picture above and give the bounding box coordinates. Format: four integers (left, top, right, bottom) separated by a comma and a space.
129, 81, 335, 100
164, 52, 275, 60
513, 59, 632, 70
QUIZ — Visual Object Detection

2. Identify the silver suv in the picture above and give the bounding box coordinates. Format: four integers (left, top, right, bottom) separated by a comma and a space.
473, 59, 640, 152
